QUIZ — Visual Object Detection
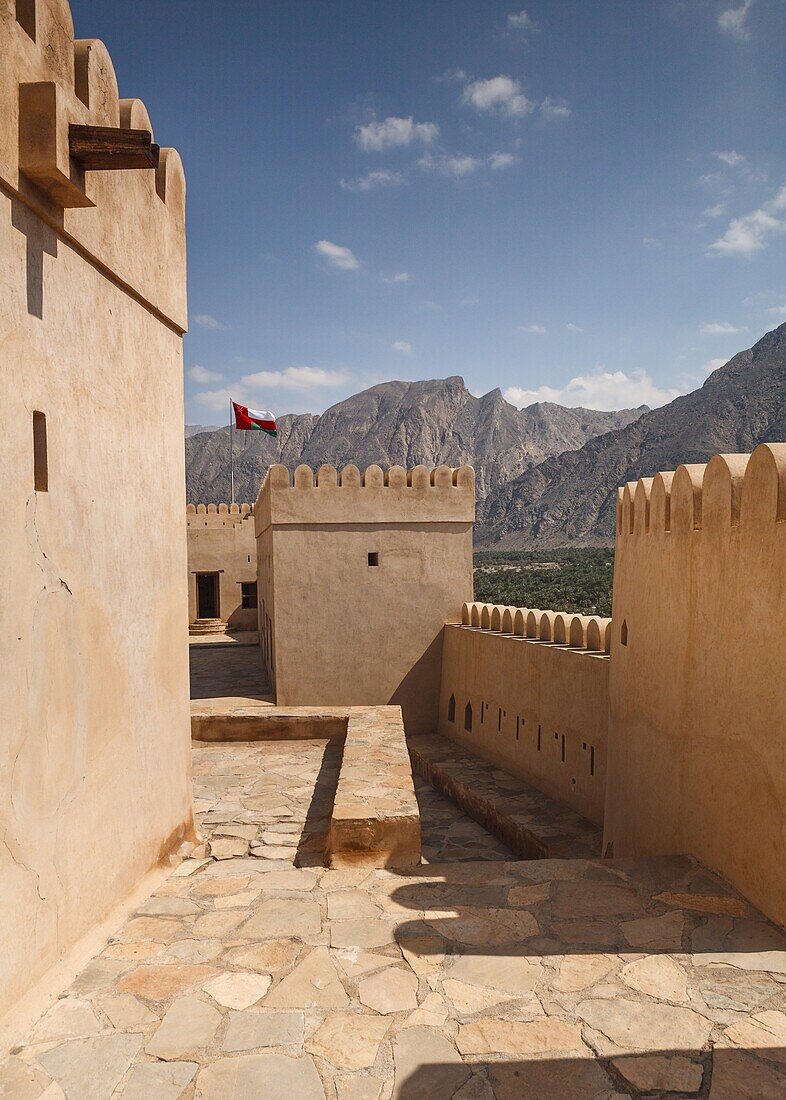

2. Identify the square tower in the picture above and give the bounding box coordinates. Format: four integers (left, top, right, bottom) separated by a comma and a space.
255, 462, 475, 733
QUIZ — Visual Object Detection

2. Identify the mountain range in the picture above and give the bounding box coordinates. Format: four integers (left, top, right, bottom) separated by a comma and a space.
184, 324, 786, 546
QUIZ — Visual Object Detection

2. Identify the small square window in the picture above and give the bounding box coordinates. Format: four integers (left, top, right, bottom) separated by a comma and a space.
241, 581, 257, 609
368, 552, 379, 567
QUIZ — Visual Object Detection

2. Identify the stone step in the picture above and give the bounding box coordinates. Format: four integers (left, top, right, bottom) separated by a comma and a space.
408, 732, 602, 861
190, 618, 228, 635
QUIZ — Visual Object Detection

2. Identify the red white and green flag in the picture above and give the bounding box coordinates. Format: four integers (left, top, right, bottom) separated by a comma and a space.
232, 402, 277, 437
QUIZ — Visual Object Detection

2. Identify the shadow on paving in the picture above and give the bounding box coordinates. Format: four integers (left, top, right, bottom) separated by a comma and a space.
295, 736, 344, 866
189, 644, 270, 700
395, 1047, 786, 1099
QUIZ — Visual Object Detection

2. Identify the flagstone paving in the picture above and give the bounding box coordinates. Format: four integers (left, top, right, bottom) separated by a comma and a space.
189, 644, 271, 704
4, 737, 786, 1099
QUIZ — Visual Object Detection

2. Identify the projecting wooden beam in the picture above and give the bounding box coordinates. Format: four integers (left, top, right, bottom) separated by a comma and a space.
68, 124, 160, 171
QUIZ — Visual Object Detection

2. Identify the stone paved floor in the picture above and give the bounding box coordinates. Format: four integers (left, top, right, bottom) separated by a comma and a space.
415, 778, 514, 864
189, 645, 271, 704
4, 745, 786, 1099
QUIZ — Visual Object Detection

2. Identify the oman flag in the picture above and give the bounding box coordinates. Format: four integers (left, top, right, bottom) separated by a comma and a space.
232, 402, 277, 436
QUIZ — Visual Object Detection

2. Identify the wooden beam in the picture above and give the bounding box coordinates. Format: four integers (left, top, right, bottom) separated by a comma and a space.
68, 125, 160, 171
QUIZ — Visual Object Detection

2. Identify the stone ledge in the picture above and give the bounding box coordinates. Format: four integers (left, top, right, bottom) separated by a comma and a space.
409, 732, 602, 861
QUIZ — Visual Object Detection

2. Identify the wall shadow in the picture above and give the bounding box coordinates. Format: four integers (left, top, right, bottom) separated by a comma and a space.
295, 735, 344, 867
11, 198, 57, 319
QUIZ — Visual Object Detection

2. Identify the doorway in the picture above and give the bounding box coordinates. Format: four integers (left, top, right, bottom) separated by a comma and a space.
196, 572, 220, 619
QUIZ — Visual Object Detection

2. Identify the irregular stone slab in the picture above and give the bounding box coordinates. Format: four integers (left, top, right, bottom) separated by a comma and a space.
252, 845, 296, 861
550, 881, 641, 919
695, 948, 786, 975
32, 998, 101, 1042
453, 1076, 496, 1100
117, 964, 218, 1001
164, 939, 224, 964
192, 911, 246, 938
136, 896, 202, 918
457, 1017, 585, 1057
223, 1009, 305, 1052
119, 1060, 198, 1099
209, 837, 250, 860
214, 889, 262, 910
335, 1076, 382, 1100
398, 932, 447, 976
327, 892, 382, 921
145, 996, 221, 1060
102, 939, 165, 963
552, 954, 616, 993
620, 910, 684, 949
576, 997, 711, 1051
306, 1012, 390, 1069
612, 1054, 704, 1093
402, 992, 450, 1030
213, 824, 259, 840
330, 920, 396, 950
620, 955, 688, 1002
489, 1058, 619, 1100
255, 869, 318, 891
709, 1049, 786, 1098
721, 1010, 786, 1061
428, 908, 538, 947
225, 940, 300, 973
358, 968, 419, 1014
442, 979, 521, 1017
654, 891, 749, 917
265, 947, 349, 1009
171, 857, 212, 877
38, 1034, 142, 1100
191, 876, 253, 898
196, 1053, 325, 1100
392, 1027, 471, 1099
241, 898, 321, 940
203, 972, 272, 1010
445, 952, 542, 995
0, 1056, 51, 1100
69, 958, 129, 996
99, 993, 158, 1029
334, 948, 400, 979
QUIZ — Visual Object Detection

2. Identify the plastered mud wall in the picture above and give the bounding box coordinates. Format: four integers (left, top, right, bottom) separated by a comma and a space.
256, 463, 475, 734
438, 604, 611, 825
604, 444, 786, 927
0, 0, 192, 1026
186, 504, 258, 630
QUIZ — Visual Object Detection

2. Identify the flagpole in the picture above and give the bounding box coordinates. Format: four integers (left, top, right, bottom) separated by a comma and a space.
229, 397, 235, 506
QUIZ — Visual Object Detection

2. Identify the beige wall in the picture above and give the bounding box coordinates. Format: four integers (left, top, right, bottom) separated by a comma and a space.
256, 463, 475, 734
0, 0, 192, 1025
186, 504, 258, 630
604, 445, 786, 927
438, 605, 611, 825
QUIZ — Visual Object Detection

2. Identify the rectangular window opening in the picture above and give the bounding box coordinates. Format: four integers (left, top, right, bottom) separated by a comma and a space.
497, 707, 502, 733
561, 733, 566, 764
33, 410, 48, 492
590, 746, 596, 777
367, 551, 379, 567
241, 581, 257, 610
515, 716, 520, 742
16, 0, 36, 40
537, 724, 541, 752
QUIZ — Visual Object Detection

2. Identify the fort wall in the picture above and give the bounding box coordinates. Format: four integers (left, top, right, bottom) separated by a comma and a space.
0, 0, 192, 1026
186, 504, 258, 630
255, 463, 475, 733
604, 444, 786, 927
438, 604, 611, 825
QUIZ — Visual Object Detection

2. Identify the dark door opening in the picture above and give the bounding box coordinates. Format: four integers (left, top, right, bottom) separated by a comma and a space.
196, 572, 220, 619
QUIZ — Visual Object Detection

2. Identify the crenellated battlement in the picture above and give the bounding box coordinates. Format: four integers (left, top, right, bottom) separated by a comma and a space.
460, 602, 611, 654
187, 503, 254, 527
255, 463, 475, 532
616, 442, 786, 538
2, 0, 187, 328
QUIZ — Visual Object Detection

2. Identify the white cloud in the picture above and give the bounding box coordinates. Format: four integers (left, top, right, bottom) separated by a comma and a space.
540, 97, 571, 120
242, 366, 349, 390
355, 116, 439, 152
314, 239, 361, 270
340, 169, 404, 192
381, 272, 412, 284
520, 323, 546, 334
419, 152, 482, 177
565, 322, 584, 332
392, 340, 413, 355
188, 364, 223, 384
489, 151, 518, 170
766, 303, 786, 317
507, 10, 536, 32
714, 149, 746, 168
463, 75, 534, 117
708, 185, 786, 256
193, 314, 227, 330
504, 368, 681, 410
702, 202, 728, 218
718, 0, 755, 39
193, 388, 235, 411
642, 236, 662, 248
699, 321, 744, 335
701, 357, 728, 377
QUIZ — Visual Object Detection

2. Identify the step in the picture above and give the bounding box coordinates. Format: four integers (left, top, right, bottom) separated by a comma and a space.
408, 732, 602, 861
190, 618, 228, 635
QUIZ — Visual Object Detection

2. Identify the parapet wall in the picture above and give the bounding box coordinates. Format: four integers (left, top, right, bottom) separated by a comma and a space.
255, 463, 475, 532
1, 0, 187, 329
186, 505, 257, 629
187, 503, 254, 527
605, 443, 786, 927
438, 603, 611, 825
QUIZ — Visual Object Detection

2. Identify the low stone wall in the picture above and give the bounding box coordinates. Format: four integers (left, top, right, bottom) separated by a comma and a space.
191, 705, 420, 871
438, 604, 611, 826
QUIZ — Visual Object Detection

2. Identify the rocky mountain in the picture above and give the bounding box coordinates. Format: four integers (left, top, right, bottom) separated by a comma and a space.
480, 324, 786, 548
184, 377, 645, 505
184, 423, 220, 437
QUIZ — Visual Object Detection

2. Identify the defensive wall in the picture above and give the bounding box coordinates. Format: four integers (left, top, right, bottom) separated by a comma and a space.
186, 503, 258, 630
0, 0, 192, 1028
604, 443, 786, 929
438, 604, 610, 825
255, 462, 475, 735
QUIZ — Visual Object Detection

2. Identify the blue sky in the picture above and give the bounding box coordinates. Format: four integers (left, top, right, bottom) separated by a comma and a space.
70, 0, 786, 421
